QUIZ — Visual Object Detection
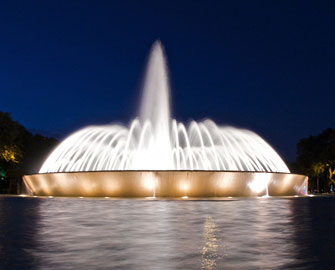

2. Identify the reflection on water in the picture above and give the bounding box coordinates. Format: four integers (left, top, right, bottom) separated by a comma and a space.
201, 216, 219, 270
0, 196, 335, 270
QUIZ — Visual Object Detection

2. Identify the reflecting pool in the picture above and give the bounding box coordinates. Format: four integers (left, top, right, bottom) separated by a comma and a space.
0, 196, 334, 270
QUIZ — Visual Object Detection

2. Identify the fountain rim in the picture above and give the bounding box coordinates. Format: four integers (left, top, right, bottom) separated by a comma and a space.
25, 170, 305, 177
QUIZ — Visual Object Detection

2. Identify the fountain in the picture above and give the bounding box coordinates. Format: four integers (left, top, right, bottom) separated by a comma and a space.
23, 41, 308, 197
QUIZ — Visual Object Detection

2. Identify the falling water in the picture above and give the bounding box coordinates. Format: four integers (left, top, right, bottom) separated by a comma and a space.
40, 41, 290, 173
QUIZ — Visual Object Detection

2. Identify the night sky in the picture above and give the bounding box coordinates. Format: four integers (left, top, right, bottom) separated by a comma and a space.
0, 1, 334, 162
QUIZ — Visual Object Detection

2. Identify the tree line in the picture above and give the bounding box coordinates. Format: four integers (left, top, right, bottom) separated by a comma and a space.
0, 110, 334, 194
0, 111, 58, 193
292, 128, 335, 193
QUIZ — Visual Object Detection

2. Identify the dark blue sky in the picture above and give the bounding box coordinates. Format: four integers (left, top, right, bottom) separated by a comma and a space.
0, 1, 334, 162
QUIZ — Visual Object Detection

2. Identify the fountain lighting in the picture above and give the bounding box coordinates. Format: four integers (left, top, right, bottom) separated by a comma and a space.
248, 180, 267, 194
143, 178, 156, 191
23, 41, 308, 197
248, 174, 270, 195
179, 182, 190, 192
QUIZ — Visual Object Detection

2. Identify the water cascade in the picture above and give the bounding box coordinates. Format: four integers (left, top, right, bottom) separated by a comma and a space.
40, 41, 289, 174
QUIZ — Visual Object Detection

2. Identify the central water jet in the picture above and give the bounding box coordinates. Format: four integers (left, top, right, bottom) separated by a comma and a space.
137, 41, 173, 169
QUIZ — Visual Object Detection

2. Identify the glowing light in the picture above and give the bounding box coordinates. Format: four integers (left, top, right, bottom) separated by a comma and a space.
48, 196, 53, 198
19, 194, 27, 197
104, 196, 109, 199
0, 170, 6, 179
143, 177, 156, 191
248, 176, 268, 194
1, 146, 20, 163
182, 196, 188, 199
179, 182, 190, 192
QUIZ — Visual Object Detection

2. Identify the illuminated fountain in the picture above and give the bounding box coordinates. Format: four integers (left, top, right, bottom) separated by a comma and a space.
23, 41, 308, 197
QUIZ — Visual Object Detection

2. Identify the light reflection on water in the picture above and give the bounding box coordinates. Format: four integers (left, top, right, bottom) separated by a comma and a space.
201, 216, 219, 270
0, 196, 335, 270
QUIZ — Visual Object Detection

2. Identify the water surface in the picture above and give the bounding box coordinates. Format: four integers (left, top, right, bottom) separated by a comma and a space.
0, 196, 334, 270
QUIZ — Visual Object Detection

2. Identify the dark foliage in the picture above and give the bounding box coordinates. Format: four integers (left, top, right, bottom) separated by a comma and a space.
296, 128, 335, 192
0, 111, 58, 193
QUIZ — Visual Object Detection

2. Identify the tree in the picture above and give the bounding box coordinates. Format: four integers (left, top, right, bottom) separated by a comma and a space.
0, 112, 27, 165
0, 111, 58, 193
296, 128, 335, 192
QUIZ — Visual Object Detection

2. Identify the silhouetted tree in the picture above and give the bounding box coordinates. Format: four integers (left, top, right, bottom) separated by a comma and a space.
296, 128, 335, 192
0, 112, 27, 163
0, 111, 58, 193
0, 112, 28, 190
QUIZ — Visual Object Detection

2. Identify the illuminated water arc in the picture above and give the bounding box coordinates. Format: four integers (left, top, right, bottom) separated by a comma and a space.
40, 120, 289, 172
40, 41, 289, 174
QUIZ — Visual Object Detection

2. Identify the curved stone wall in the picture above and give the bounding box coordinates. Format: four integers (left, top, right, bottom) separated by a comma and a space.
23, 171, 308, 197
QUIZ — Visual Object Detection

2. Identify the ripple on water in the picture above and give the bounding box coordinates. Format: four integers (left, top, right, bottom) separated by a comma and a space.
0, 196, 334, 270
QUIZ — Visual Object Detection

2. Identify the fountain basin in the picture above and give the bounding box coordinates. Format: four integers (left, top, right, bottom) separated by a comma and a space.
23, 171, 308, 197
